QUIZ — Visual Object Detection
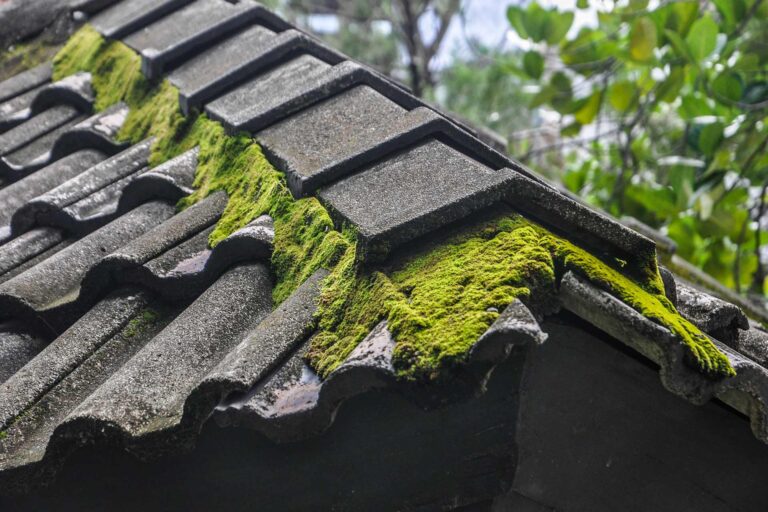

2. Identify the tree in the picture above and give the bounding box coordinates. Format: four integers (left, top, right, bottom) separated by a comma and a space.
284, 0, 461, 96
505, 0, 768, 297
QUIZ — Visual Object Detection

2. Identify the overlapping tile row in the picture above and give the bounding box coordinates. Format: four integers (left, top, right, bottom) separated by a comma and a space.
2, 0, 768, 494
85, 0, 768, 445
89, 0, 654, 265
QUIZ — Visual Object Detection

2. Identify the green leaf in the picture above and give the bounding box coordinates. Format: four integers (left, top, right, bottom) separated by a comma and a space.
506, 6, 528, 39
685, 14, 718, 62
656, 66, 685, 103
667, 1, 698, 36
630, 17, 657, 62
712, 72, 743, 103
577, 0, 589, 8
712, 0, 745, 30
549, 71, 573, 112
529, 85, 554, 108
574, 91, 602, 124
734, 54, 760, 72
699, 122, 725, 157
608, 81, 635, 112
678, 94, 713, 119
663, 28, 692, 61
522, 3, 549, 42
522, 50, 544, 79
561, 121, 582, 137
544, 10, 574, 44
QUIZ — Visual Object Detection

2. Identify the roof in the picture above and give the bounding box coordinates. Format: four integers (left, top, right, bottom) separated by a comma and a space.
1, 0, 768, 494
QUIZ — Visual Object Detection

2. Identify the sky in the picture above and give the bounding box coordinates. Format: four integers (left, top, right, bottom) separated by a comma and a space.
433, 0, 602, 68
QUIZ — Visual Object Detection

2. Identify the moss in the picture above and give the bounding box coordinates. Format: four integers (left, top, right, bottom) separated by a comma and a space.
309, 214, 735, 381
0, 36, 62, 82
52, 26, 353, 306
52, 25, 734, 382
123, 308, 160, 338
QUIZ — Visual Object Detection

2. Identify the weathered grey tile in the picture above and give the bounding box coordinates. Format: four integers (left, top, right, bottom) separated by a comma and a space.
0, 322, 47, 384
0, 117, 86, 181
46, 102, 128, 159
0, 85, 44, 132
70, 0, 123, 14
205, 54, 332, 131
0, 106, 81, 157
208, 59, 422, 133
470, 299, 548, 363
0, 201, 175, 333
26, 72, 93, 115
318, 139, 515, 261
216, 317, 395, 442
0, 291, 175, 485
0, 228, 65, 282
117, 146, 198, 211
676, 280, 748, 346
0, 291, 151, 432
91, 0, 194, 39
83, 197, 273, 302
0, 63, 51, 104
203, 269, 326, 392
10, 140, 151, 235
0, 72, 93, 133
0, 104, 126, 184
259, 89, 538, 197
62, 263, 272, 451
123, 0, 264, 80
258, 85, 407, 195
0, 150, 106, 236
170, 27, 345, 114
113, 191, 225, 265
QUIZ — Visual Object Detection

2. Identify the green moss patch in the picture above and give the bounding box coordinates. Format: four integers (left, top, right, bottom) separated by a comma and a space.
309, 214, 735, 380
122, 308, 160, 338
0, 36, 62, 82
52, 25, 734, 382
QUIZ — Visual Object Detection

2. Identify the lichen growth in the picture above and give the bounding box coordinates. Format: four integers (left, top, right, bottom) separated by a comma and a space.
122, 308, 160, 338
309, 214, 735, 381
51, 25, 734, 382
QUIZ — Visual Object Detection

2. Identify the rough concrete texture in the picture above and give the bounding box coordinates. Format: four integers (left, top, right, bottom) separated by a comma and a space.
0, 105, 80, 157
675, 279, 749, 346
0, 228, 65, 281
318, 139, 515, 261
206, 53, 331, 131
0, 72, 93, 131
60, 263, 272, 454
10, 139, 150, 235
0, 321, 46, 383
91, 0, 194, 39
0, 200, 175, 332
124, 0, 262, 80
0, 149, 105, 237
0, 64, 51, 104
505, 172, 658, 282
258, 85, 406, 194
171, 27, 344, 114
